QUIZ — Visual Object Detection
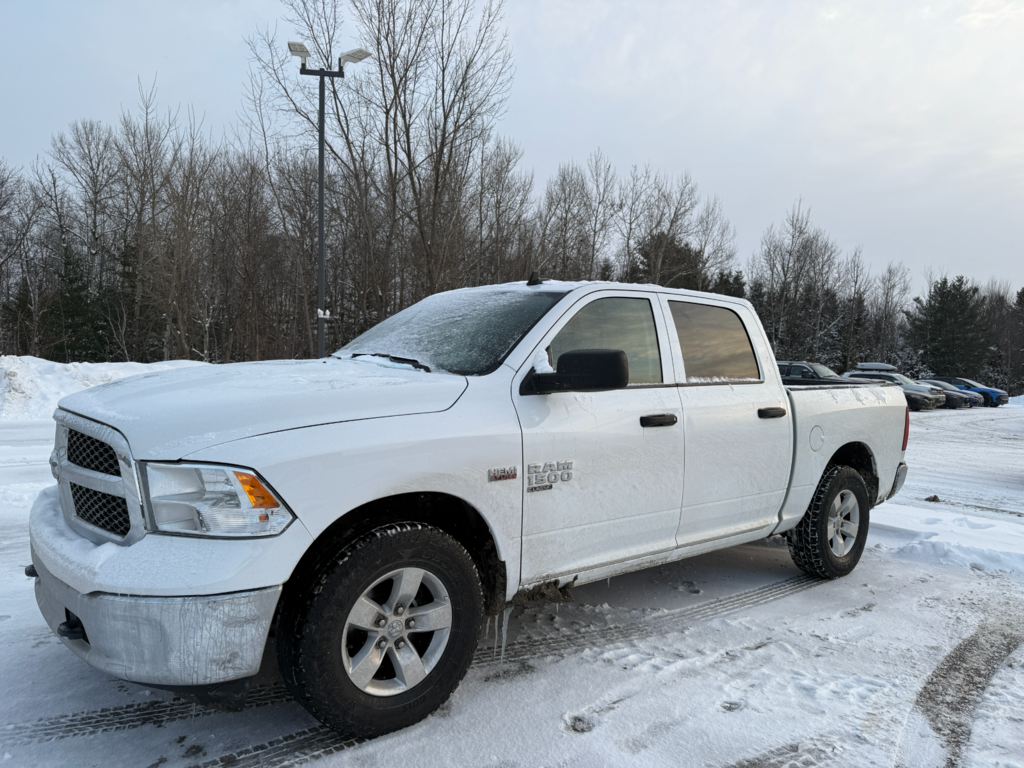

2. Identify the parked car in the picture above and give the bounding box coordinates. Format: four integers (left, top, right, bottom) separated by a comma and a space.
777, 361, 850, 386
843, 365, 946, 411
30, 280, 909, 738
918, 379, 982, 408
927, 377, 1009, 407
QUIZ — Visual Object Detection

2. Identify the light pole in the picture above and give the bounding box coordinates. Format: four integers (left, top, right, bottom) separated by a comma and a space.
288, 42, 371, 358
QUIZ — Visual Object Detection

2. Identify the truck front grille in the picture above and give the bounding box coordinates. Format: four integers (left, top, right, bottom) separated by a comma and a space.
68, 429, 121, 477
70, 483, 131, 537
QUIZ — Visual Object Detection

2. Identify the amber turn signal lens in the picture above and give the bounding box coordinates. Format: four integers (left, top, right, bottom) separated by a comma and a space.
233, 471, 279, 509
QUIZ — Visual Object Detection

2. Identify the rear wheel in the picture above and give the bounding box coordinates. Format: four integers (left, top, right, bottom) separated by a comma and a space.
277, 523, 483, 738
787, 466, 870, 579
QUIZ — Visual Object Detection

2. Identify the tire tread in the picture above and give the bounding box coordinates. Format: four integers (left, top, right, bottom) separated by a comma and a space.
787, 465, 869, 580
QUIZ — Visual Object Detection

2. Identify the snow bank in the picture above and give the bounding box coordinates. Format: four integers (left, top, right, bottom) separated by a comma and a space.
893, 538, 1024, 577
1009, 394, 1024, 407
0, 355, 206, 420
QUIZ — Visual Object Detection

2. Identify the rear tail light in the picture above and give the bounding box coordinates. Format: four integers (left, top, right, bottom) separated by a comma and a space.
902, 406, 910, 451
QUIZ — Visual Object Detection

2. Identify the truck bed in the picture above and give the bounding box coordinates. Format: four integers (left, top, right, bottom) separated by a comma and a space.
774, 381, 906, 532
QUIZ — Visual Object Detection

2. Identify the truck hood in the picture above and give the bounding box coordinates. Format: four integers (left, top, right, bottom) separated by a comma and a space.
56, 358, 468, 460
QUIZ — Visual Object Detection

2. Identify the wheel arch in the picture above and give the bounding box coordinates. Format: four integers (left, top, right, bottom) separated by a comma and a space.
826, 441, 879, 505
281, 492, 508, 617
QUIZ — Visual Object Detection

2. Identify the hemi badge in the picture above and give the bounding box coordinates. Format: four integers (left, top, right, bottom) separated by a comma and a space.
488, 467, 518, 481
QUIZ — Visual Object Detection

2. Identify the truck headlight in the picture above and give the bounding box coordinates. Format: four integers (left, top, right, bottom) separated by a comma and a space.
141, 462, 294, 537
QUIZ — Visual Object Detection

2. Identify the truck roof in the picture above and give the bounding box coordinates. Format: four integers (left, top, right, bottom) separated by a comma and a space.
452, 279, 755, 309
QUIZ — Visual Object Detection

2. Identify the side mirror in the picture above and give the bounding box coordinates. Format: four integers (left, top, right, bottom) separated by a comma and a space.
801, 370, 814, 378
526, 349, 629, 394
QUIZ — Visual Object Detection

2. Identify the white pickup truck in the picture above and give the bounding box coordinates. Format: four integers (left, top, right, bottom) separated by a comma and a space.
30, 280, 909, 737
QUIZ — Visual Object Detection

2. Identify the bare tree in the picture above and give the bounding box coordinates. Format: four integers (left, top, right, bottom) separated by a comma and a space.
869, 260, 912, 363
688, 195, 736, 291
49, 120, 118, 287
581, 149, 617, 280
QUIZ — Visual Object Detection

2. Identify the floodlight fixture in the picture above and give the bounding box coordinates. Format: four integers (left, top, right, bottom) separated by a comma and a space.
287, 41, 311, 66
339, 48, 372, 65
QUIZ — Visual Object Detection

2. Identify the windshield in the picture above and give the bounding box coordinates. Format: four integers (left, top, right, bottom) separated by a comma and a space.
337, 288, 566, 375
810, 363, 840, 378
892, 373, 918, 386
921, 380, 954, 391
959, 378, 985, 388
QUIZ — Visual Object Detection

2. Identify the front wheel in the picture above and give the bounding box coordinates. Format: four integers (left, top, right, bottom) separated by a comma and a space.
787, 465, 870, 579
277, 523, 484, 738
982, 393, 994, 407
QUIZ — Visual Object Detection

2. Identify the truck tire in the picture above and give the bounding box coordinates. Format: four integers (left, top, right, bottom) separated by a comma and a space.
787, 466, 870, 580
277, 523, 483, 738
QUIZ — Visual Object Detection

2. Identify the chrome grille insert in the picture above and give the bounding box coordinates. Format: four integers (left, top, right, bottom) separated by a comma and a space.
68, 429, 121, 477
70, 483, 131, 538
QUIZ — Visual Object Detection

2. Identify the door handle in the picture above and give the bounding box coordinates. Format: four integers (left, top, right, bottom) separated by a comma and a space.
640, 414, 678, 427
758, 406, 787, 419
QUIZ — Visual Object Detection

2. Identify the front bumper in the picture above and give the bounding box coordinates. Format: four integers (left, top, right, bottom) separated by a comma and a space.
33, 556, 281, 686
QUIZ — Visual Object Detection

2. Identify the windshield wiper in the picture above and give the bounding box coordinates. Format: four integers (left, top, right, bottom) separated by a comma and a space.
350, 352, 431, 373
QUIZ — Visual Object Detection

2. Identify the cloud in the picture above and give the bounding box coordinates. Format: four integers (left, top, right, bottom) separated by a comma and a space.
956, 0, 1024, 28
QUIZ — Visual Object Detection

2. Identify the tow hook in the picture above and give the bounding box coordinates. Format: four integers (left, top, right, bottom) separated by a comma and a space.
58, 615, 87, 642
24, 564, 38, 578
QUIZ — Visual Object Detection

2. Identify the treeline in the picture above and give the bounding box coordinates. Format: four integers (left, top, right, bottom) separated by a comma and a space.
0, 110, 738, 364
745, 205, 1024, 393
0, 0, 1021, 394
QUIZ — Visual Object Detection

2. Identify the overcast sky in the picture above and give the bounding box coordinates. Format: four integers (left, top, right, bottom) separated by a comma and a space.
2, 0, 1022, 294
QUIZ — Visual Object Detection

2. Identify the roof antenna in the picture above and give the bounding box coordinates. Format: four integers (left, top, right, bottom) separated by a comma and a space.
526, 271, 543, 286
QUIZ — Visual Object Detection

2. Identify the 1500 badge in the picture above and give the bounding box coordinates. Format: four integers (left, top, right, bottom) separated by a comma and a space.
527, 461, 573, 492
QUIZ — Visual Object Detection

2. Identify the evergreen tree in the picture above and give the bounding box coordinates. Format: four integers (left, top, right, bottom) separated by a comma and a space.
47, 242, 104, 362
708, 269, 745, 298
906, 276, 990, 378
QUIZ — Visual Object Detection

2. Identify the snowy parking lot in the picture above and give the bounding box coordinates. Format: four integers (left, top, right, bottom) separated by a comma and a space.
1, 361, 1022, 767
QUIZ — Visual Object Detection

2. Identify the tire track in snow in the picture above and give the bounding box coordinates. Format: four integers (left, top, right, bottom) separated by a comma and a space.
724, 737, 839, 768
1, 575, 821, 751
0, 683, 292, 747
894, 617, 1024, 768
190, 727, 361, 768
475, 574, 820, 668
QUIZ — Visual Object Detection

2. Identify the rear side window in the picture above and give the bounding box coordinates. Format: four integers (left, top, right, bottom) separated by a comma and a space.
549, 297, 662, 385
669, 301, 760, 383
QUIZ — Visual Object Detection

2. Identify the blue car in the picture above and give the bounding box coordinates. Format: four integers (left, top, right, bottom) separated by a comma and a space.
929, 377, 1009, 407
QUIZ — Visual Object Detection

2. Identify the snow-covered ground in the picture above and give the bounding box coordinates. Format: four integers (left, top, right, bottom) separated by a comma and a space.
1, 358, 1022, 767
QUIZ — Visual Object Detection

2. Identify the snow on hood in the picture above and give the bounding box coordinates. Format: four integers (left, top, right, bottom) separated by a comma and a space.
56, 358, 467, 460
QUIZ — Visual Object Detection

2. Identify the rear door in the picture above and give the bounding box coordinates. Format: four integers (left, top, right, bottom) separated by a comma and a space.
659, 296, 793, 545
512, 290, 685, 584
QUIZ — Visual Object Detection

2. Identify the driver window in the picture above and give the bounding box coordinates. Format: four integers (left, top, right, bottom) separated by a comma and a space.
548, 297, 662, 385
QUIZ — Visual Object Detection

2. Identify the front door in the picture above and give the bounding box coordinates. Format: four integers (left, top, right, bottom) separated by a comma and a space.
512, 291, 685, 585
